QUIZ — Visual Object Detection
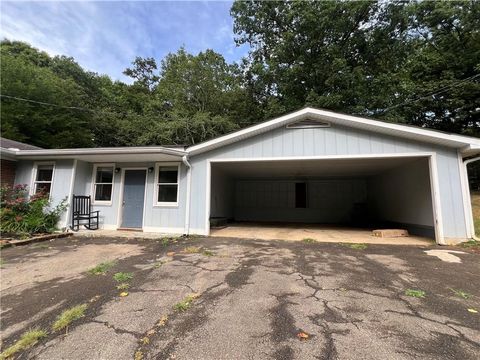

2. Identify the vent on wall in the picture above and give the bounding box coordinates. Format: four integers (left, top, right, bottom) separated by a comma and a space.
286, 118, 331, 129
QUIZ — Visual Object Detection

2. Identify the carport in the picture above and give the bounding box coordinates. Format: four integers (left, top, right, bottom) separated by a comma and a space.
208, 155, 439, 244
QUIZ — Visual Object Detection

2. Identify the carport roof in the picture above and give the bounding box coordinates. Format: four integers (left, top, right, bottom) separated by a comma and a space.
187, 107, 480, 156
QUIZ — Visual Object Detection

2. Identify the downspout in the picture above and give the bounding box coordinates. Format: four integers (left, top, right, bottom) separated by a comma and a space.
182, 155, 192, 235
64, 159, 77, 231
463, 156, 480, 241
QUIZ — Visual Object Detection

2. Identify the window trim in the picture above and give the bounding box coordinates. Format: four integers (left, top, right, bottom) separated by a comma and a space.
31, 161, 55, 200
154, 162, 180, 207
91, 163, 115, 206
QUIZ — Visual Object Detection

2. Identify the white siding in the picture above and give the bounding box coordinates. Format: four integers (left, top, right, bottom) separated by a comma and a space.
189, 124, 467, 240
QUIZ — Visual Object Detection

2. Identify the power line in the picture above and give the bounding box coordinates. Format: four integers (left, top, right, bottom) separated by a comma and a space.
380, 73, 480, 114
0, 94, 97, 112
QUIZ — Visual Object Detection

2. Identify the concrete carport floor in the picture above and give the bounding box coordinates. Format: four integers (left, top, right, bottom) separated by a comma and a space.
210, 222, 434, 246
209, 156, 438, 244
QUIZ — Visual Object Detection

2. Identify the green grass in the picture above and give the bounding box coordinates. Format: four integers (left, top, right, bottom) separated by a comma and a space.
0, 328, 48, 360
88, 260, 117, 275
460, 240, 480, 249
173, 294, 200, 312
405, 289, 426, 298
152, 261, 164, 269
449, 288, 471, 299
474, 219, 480, 236
113, 272, 133, 283
116, 283, 130, 290
160, 238, 170, 247
341, 243, 368, 250
52, 304, 88, 332
0, 258, 4, 268
183, 246, 200, 254
202, 249, 215, 256
302, 238, 316, 244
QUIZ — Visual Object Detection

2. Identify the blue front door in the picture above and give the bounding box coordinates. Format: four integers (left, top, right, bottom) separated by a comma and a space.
121, 170, 146, 228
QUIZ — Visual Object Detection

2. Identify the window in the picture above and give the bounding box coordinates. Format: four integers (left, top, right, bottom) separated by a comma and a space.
93, 165, 114, 203
295, 182, 307, 208
33, 163, 54, 196
155, 164, 179, 205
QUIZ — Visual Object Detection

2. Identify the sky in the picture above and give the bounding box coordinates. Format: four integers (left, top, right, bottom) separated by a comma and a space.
0, 1, 249, 82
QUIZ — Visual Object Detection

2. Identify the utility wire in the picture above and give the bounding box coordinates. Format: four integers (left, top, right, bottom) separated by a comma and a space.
0, 94, 98, 112
380, 73, 480, 114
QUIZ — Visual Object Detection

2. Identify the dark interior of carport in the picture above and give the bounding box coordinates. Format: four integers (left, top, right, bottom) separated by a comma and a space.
209, 157, 436, 239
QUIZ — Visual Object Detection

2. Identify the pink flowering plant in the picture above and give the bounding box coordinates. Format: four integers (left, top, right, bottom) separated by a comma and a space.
0, 184, 67, 237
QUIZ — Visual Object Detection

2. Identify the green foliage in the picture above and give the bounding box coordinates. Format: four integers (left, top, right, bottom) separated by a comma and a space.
231, 0, 480, 135
302, 238, 316, 244
460, 240, 480, 249
88, 260, 117, 275
1, 1, 479, 149
405, 289, 426, 298
341, 243, 368, 250
173, 293, 200, 312
202, 249, 215, 256
0, 328, 47, 360
116, 283, 130, 290
113, 272, 133, 282
449, 288, 471, 299
0, 184, 67, 236
52, 304, 88, 332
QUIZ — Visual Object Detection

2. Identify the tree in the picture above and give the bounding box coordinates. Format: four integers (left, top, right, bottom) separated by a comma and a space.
231, 0, 480, 135
1, 46, 94, 148
123, 56, 160, 91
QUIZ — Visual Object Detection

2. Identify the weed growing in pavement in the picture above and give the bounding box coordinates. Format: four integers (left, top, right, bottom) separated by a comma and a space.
52, 304, 87, 332
202, 249, 215, 256
113, 272, 133, 283
116, 283, 130, 290
173, 293, 201, 312
183, 246, 200, 254
88, 260, 117, 275
405, 289, 426, 298
341, 243, 368, 250
449, 288, 471, 299
0, 328, 47, 359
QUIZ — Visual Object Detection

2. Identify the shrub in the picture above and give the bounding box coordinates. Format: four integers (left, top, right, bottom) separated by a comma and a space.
0, 184, 67, 236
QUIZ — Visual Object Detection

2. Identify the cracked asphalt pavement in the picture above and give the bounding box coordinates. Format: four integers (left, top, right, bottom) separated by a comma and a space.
1, 236, 479, 359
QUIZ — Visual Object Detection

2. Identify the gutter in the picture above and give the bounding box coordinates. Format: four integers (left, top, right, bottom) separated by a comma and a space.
182, 155, 192, 235
0, 147, 19, 161
15, 146, 187, 158
463, 156, 480, 241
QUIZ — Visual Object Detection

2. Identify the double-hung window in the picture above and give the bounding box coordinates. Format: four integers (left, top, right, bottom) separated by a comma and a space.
155, 164, 179, 206
93, 164, 114, 204
33, 163, 54, 197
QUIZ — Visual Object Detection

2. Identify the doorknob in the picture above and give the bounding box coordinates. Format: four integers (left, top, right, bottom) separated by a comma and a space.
122, 200, 126, 206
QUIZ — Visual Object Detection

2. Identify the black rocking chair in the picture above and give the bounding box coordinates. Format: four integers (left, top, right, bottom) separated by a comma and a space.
71, 195, 99, 231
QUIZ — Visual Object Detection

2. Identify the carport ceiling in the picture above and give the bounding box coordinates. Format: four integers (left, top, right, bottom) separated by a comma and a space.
212, 157, 425, 178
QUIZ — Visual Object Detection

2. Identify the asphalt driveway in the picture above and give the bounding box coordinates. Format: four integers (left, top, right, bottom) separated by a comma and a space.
1, 236, 479, 359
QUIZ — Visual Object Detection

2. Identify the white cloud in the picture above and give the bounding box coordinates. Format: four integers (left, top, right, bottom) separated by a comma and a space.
0, 1, 250, 81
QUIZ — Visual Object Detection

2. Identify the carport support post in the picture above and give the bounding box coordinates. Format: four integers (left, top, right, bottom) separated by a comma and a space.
182, 155, 192, 235
428, 154, 445, 245
460, 154, 480, 241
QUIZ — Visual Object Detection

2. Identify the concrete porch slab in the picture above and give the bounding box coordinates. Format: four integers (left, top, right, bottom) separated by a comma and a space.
72, 229, 180, 239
